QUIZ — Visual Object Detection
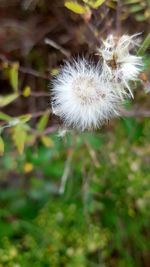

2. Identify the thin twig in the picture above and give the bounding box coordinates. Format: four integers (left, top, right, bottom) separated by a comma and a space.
0, 54, 49, 80
59, 150, 73, 194
116, 0, 121, 35
121, 109, 150, 118
34, 125, 59, 136
44, 38, 71, 58
0, 109, 50, 129
85, 140, 99, 168
28, 92, 50, 97
85, 21, 100, 45
31, 109, 50, 118
1, 108, 150, 132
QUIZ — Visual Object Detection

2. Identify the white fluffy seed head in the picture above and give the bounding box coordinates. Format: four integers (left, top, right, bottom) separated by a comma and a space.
51, 59, 121, 130
51, 34, 143, 131
99, 34, 143, 98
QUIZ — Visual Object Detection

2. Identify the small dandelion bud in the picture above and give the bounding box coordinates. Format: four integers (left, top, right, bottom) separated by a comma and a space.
51, 59, 121, 131
99, 34, 143, 98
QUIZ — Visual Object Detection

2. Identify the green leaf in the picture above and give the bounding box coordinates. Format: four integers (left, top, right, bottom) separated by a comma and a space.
41, 136, 54, 148
106, 0, 116, 9
137, 33, 150, 56
37, 111, 50, 131
121, 118, 143, 143
0, 112, 12, 121
9, 63, 19, 92
128, 4, 144, 13
65, 1, 88, 14
125, 0, 141, 3
88, 0, 105, 8
22, 86, 31, 97
0, 136, 4, 155
19, 114, 32, 123
0, 93, 19, 107
12, 125, 27, 154
135, 14, 146, 21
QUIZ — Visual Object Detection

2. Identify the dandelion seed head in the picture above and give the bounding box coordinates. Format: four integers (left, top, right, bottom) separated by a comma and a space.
51, 59, 121, 130
51, 34, 144, 131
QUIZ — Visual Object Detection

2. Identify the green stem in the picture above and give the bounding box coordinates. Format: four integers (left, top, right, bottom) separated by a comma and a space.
137, 33, 150, 56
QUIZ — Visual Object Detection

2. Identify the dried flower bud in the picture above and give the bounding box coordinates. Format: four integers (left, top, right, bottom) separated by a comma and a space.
99, 34, 143, 98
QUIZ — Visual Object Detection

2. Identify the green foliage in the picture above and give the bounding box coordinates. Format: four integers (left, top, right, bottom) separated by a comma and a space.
83, 0, 106, 8
65, 0, 106, 14
0, 118, 150, 267
12, 124, 27, 154
107, 0, 150, 22
0, 93, 19, 108
65, 1, 89, 14
0, 136, 4, 155
138, 33, 150, 56
37, 111, 50, 131
0, 112, 12, 122
9, 63, 19, 92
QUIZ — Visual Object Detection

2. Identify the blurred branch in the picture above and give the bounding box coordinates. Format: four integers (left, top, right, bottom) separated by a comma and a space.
85, 140, 99, 168
116, 0, 121, 34
0, 54, 49, 80
35, 125, 59, 136
27, 92, 50, 97
84, 21, 100, 45
1, 108, 150, 131
30, 109, 50, 118
59, 149, 73, 194
10, 107, 150, 120
44, 38, 71, 58
121, 109, 150, 118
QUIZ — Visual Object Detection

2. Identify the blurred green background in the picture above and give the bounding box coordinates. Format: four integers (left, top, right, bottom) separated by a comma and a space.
0, 0, 150, 266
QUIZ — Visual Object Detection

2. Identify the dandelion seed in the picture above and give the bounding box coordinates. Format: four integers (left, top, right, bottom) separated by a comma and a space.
99, 34, 143, 98
51, 59, 121, 130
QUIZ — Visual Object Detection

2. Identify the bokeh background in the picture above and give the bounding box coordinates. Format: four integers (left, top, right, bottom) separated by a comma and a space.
0, 1, 150, 266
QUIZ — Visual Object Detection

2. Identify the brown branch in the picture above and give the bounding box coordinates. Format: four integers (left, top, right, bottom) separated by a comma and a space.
30, 109, 50, 118
27, 92, 50, 97
32, 125, 59, 137
44, 38, 71, 58
0, 54, 49, 80
120, 109, 150, 118
116, 0, 121, 35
